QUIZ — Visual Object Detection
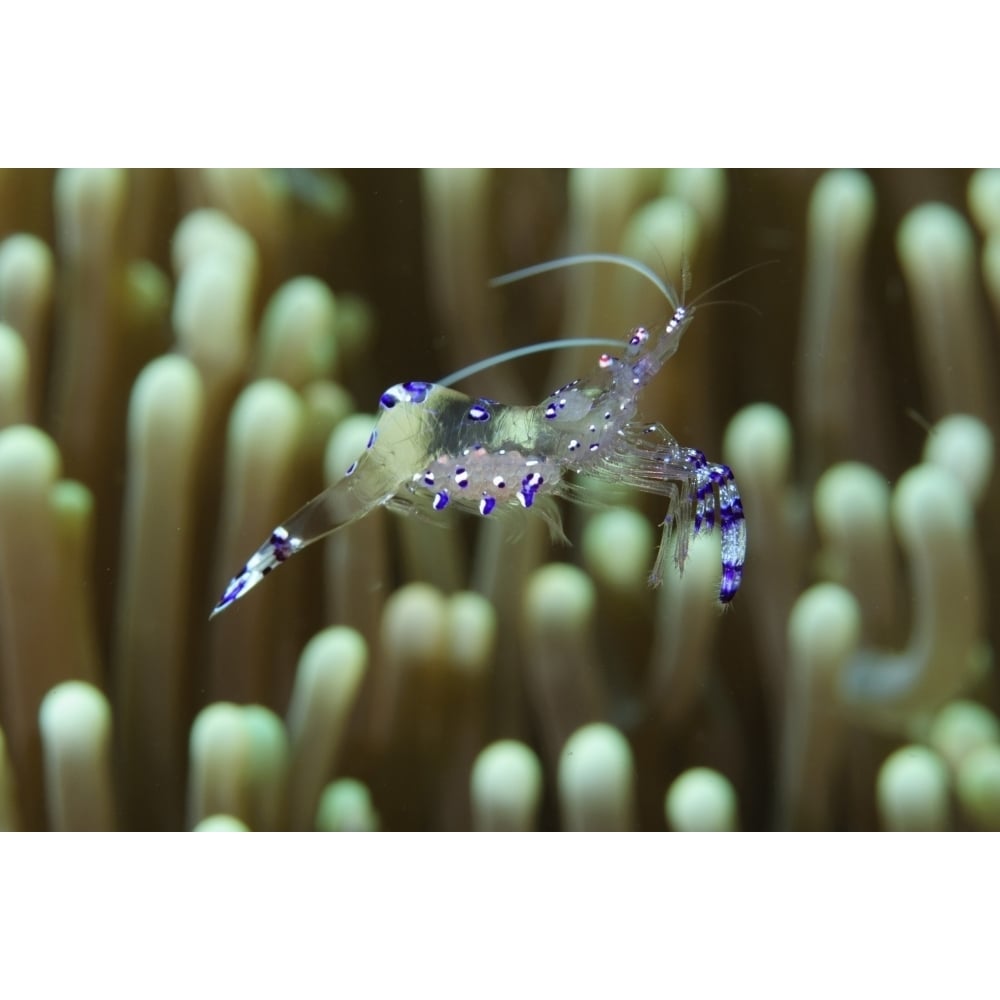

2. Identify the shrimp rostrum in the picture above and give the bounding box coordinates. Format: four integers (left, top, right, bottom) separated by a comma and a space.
211, 254, 747, 618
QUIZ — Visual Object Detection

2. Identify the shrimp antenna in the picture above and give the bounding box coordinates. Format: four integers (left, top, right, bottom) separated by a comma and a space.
437, 337, 624, 388
443, 251, 685, 389
489, 253, 679, 307
689, 298, 764, 320
687, 260, 777, 311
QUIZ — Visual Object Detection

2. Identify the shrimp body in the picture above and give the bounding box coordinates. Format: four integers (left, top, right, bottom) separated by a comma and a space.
211, 273, 746, 617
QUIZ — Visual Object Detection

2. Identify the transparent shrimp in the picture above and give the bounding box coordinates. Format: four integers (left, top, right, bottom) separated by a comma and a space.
210, 254, 747, 617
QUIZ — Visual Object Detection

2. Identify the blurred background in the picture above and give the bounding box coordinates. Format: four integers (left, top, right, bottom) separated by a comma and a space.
0, 168, 996, 831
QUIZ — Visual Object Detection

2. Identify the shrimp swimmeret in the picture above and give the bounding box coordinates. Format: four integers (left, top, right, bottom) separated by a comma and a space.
210, 254, 747, 618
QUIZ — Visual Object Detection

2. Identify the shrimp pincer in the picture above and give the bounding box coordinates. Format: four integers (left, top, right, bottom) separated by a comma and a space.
210, 254, 747, 618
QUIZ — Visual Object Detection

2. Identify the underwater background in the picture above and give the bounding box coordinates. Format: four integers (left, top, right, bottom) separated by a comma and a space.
0, 167, 996, 831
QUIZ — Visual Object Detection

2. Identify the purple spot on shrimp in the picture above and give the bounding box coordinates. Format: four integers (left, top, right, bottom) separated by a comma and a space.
423, 470, 435, 486
270, 527, 294, 562
345, 461, 357, 476
719, 563, 742, 603
403, 381, 431, 403
454, 467, 469, 488
479, 494, 496, 516
433, 490, 450, 511
518, 471, 543, 508
367, 430, 378, 449
379, 392, 397, 409
544, 404, 558, 419
589, 443, 599, 452
468, 404, 490, 422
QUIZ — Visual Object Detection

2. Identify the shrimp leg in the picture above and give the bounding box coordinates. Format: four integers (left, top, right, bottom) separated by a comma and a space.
595, 422, 746, 605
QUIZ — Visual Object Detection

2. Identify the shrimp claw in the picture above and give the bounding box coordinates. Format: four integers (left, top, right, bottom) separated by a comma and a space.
681, 448, 746, 604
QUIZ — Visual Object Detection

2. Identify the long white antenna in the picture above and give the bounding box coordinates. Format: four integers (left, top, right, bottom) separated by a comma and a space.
489, 252, 679, 307
436, 337, 623, 388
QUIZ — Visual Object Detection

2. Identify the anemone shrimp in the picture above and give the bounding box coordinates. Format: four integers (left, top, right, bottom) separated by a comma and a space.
210, 254, 747, 618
